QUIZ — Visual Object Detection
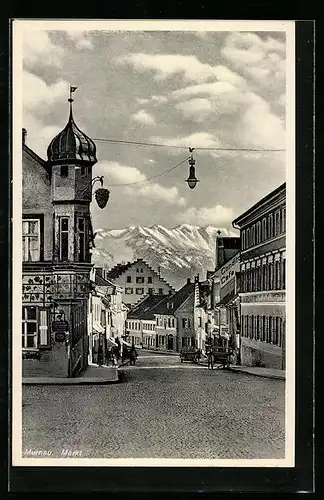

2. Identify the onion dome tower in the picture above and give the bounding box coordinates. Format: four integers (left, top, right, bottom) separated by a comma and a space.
48, 87, 97, 264
47, 91, 97, 166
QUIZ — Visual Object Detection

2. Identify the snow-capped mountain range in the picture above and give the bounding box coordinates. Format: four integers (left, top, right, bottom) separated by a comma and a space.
91, 224, 237, 289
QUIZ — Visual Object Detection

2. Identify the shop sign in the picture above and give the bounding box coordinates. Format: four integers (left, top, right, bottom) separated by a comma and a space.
220, 254, 240, 288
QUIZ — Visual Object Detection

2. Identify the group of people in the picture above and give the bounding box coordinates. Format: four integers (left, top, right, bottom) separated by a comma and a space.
97, 337, 138, 367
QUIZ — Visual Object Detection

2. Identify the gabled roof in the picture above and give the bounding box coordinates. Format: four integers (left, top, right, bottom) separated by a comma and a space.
106, 258, 174, 290
152, 282, 195, 315
105, 262, 133, 280
23, 143, 48, 169
127, 294, 167, 320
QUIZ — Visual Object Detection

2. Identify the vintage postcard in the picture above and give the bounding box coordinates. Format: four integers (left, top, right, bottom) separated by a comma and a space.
12, 19, 295, 468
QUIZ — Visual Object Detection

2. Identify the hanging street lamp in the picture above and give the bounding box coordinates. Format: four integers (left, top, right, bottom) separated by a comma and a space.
186, 148, 199, 189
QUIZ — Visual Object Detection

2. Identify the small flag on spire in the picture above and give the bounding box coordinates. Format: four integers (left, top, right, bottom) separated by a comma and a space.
70, 86, 78, 93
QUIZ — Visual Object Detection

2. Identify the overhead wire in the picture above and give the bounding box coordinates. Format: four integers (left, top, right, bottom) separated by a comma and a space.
109, 156, 191, 187
93, 136, 285, 152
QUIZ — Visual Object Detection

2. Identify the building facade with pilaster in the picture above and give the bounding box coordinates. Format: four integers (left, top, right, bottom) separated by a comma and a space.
232, 183, 286, 369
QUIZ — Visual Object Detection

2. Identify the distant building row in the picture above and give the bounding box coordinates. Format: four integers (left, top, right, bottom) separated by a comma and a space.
123, 182, 286, 370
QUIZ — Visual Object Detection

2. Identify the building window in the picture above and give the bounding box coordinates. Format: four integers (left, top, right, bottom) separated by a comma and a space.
182, 318, 191, 329
159, 288, 163, 294
256, 221, 261, 244
59, 217, 69, 261
60, 165, 68, 177
77, 217, 85, 262
265, 317, 269, 343
198, 317, 202, 327
125, 287, 133, 294
281, 258, 286, 289
260, 316, 265, 341
246, 228, 250, 248
274, 210, 281, 236
136, 288, 144, 294
22, 306, 38, 348
242, 230, 246, 250
269, 261, 274, 290
250, 315, 254, 339
126, 276, 132, 283
22, 219, 40, 262
275, 260, 281, 290
136, 277, 144, 284
281, 207, 286, 233
80, 166, 87, 177
251, 225, 255, 246
269, 316, 273, 343
148, 276, 153, 284
262, 217, 267, 241
268, 213, 273, 239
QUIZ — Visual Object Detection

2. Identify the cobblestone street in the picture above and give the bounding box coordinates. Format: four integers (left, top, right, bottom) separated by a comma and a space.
22, 351, 285, 459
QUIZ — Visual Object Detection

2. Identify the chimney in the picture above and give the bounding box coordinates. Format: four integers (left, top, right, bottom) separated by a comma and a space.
187, 278, 191, 284
22, 128, 27, 144
194, 274, 200, 284
168, 290, 173, 296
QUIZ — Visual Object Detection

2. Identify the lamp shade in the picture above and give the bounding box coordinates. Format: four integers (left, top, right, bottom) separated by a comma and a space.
186, 164, 199, 189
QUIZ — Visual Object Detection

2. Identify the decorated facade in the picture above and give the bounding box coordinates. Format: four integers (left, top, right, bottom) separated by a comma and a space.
22, 95, 98, 378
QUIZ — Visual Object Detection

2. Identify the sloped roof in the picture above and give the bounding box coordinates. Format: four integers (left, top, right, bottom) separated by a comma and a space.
106, 262, 133, 280
95, 273, 117, 287
152, 282, 195, 315
106, 258, 174, 290
127, 294, 167, 320
232, 182, 286, 227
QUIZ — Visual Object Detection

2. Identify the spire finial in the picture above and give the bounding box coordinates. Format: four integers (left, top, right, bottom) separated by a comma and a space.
68, 85, 78, 119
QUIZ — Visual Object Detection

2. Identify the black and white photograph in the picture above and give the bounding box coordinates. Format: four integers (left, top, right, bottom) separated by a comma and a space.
12, 20, 295, 467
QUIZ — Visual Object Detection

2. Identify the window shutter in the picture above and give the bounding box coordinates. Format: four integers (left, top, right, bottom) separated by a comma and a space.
39, 309, 49, 346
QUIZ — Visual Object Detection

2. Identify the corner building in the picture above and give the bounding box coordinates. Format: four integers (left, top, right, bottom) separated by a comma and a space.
232, 183, 286, 369
22, 100, 97, 378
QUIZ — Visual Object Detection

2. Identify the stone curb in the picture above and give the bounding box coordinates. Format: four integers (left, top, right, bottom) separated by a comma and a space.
228, 367, 285, 380
22, 377, 120, 385
22, 368, 122, 385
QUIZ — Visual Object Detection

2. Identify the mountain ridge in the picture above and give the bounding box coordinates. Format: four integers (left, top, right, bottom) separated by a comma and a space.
91, 224, 238, 289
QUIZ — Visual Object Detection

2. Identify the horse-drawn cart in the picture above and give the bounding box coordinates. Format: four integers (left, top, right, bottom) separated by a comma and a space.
180, 347, 202, 364
206, 347, 233, 370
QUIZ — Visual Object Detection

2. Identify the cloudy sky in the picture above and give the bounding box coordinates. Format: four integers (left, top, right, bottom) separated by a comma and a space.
21, 23, 288, 231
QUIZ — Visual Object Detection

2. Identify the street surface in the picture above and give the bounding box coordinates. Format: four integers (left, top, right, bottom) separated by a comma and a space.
22, 350, 285, 459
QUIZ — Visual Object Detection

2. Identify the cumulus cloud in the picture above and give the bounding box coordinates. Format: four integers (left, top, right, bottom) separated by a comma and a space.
150, 132, 222, 150
23, 71, 68, 111
178, 204, 234, 226
23, 112, 61, 158
23, 30, 64, 67
132, 109, 156, 125
100, 161, 186, 207
63, 30, 94, 49
171, 80, 285, 150
118, 53, 246, 86
221, 32, 286, 93
175, 98, 213, 122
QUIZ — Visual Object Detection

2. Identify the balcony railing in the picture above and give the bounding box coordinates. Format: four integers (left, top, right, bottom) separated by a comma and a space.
22, 272, 90, 304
